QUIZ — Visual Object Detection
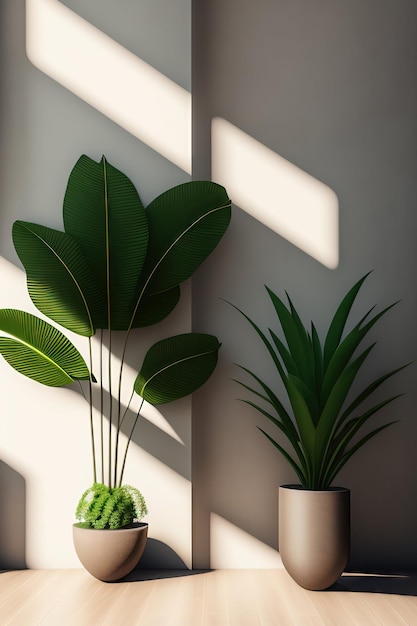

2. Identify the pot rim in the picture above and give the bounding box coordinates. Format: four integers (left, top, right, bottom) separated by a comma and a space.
280, 484, 350, 493
73, 521, 148, 532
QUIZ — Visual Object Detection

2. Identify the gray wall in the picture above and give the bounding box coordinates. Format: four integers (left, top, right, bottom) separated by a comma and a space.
192, 0, 417, 571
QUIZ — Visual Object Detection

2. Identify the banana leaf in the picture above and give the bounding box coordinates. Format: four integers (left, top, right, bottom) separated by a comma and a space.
141, 181, 231, 296
134, 333, 221, 404
0, 309, 90, 386
12, 221, 104, 337
63, 155, 149, 330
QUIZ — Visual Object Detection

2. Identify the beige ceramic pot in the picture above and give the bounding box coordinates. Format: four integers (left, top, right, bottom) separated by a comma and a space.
279, 485, 350, 591
73, 522, 148, 582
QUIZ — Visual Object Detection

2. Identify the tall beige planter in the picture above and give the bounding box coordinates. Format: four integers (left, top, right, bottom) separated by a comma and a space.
73, 522, 148, 582
279, 485, 350, 590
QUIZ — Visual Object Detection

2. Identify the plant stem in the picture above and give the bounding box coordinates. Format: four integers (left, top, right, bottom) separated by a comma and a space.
118, 398, 144, 487
113, 331, 129, 487
99, 330, 104, 484
102, 156, 113, 489
108, 329, 113, 488
88, 337, 97, 483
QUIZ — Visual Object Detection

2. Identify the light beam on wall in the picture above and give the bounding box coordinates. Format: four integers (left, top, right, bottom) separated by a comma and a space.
210, 513, 284, 569
212, 118, 339, 268
25, 0, 192, 173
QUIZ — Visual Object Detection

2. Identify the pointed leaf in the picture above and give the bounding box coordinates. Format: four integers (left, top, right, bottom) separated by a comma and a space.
63, 155, 149, 329
269, 328, 298, 376
258, 427, 307, 485
134, 333, 220, 404
242, 401, 307, 472
235, 364, 299, 441
322, 302, 398, 405
141, 181, 231, 295
315, 344, 375, 459
323, 272, 371, 369
266, 287, 316, 391
13, 221, 104, 336
0, 309, 90, 386
335, 364, 409, 430
324, 422, 397, 488
319, 396, 401, 487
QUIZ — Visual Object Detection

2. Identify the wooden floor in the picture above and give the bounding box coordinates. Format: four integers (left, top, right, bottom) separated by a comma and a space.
0, 569, 416, 626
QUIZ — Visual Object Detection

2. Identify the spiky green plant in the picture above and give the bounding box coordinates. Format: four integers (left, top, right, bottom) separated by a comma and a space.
230, 274, 408, 490
75, 483, 148, 529
0, 155, 231, 528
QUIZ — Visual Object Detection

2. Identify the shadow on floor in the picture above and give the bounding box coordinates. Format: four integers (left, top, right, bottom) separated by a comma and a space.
121, 569, 211, 582
331, 573, 417, 596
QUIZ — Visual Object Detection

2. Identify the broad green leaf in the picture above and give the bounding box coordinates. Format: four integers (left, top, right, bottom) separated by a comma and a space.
141, 181, 231, 296
134, 333, 220, 404
131, 286, 180, 327
13, 221, 104, 337
63, 155, 149, 329
0, 309, 90, 386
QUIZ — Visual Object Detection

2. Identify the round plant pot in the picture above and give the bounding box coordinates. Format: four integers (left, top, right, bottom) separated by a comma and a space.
73, 522, 148, 582
279, 485, 350, 591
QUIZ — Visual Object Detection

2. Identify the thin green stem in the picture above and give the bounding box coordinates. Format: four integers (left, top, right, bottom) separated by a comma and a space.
114, 372, 135, 487
88, 337, 97, 483
120, 389, 135, 428
99, 330, 104, 484
108, 329, 113, 488
102, 156, 113, 489
118, 398, 145, 487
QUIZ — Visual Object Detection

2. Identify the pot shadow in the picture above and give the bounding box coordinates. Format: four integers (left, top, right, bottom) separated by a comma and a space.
329, 573, 417, 596
116, 538, 210, 582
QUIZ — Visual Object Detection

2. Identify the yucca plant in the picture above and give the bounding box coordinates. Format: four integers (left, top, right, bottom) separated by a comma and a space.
0, 154, 231, 528
230, 274, 408, 490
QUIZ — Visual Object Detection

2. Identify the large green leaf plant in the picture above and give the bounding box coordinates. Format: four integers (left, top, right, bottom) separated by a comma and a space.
0, 155, 231, 528
230, 274, 408, 490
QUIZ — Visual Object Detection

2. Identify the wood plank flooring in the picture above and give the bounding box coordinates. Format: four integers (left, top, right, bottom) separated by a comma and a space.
0, 569, 416, 626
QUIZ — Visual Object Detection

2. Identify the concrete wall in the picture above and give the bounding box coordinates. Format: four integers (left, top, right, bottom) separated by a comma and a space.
0, 0, 416, 573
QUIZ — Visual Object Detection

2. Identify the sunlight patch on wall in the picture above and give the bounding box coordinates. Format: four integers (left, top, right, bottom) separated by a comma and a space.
211, 118, 339, 268
0, 255, 191, 567
25, 0, 192, 173
210, 513, 284, 569
125, 447, 192, 568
